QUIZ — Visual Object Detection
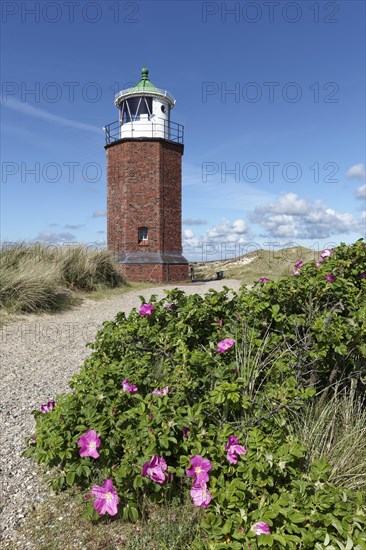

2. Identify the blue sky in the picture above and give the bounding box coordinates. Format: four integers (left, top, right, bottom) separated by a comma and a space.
1, 0, 365, 261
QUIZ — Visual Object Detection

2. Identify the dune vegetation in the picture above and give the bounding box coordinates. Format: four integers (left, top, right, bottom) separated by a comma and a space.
0, 243, 125, 313
23, 240, 366, 548
191, 246, 321, 284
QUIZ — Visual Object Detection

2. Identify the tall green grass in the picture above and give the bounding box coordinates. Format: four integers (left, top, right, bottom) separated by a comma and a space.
59, 245, 122, 290
0, 243, 124, 313
291, 384, 366, 495
233, 325, 366, 496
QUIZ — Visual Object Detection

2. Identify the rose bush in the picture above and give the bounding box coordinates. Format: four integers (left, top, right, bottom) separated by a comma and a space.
25, 240, 366, 547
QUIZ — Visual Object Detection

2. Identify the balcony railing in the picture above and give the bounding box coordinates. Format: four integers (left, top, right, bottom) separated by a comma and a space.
103, 117, 184, 145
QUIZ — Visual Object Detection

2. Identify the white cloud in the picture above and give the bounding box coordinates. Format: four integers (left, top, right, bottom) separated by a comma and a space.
182, 218, 207, 225
347, 164, 366, 179
2, 98, 100, 134
206, 219, 249, 242
184, 229, 194, 239
249, 193, 362, 239
183, 228, 201, 248
182, 219, 251, 261
232, 219, 247, 234
1, 98, 102, 134
64, 224, 84, 230
34, 231, 76, 243
356, 184, 366, 199
92, 210, 106, 218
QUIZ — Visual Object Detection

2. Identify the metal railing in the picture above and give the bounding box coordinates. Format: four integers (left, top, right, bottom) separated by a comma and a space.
103, 117, 184, 145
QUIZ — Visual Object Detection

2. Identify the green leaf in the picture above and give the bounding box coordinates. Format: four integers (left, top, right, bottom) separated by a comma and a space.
66, 471, 75, 485
289, 512, 306, 523
133, 476, 143, 489
51, 476, 65, 492
258, 534, 274, 546
128, 505, 139, 522
331, 517, 343, 534
273, 534, 287, 545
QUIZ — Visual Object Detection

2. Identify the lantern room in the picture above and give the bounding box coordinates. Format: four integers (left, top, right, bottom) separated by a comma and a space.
107, 67, 183, 142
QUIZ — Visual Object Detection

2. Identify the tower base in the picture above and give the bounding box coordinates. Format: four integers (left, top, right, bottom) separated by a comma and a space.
117, 263, 189, 283
115, 252, 189, 283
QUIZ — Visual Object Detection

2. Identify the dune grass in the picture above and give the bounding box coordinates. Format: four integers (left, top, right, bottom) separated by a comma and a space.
191, 246, 320, 283
291, 384, 366, 496
0, 243, 125, 314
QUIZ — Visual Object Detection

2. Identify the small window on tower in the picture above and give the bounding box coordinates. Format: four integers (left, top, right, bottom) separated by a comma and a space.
138, 227, 148, 243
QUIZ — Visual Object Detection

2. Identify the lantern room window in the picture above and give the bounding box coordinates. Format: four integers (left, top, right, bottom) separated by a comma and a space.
120, 97, 153, 124
138, 227, 148, 243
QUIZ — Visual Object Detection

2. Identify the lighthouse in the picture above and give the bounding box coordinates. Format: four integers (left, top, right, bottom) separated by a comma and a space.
104, 68, 189, 282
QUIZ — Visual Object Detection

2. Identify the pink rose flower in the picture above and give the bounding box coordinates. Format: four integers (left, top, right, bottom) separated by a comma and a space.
142, 455, 167, 484
77, 429, 101, 459
122, 379, 138, 394
225, 435, 247, 464
91, 479, 119, 516
152, 386, 169, 396
139, 303, 154, 316
40, 400, 55, 413
216, 338, 235, 354
320, 249, 334, 261
251, 521, 271, 535
190, 482, 212, 508
186, 455, 212, 485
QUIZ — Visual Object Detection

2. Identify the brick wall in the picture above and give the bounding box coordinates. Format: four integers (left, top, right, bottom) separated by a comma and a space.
161, 141, 183, 253
106, 138, 188, 282
116, 263, 189, 283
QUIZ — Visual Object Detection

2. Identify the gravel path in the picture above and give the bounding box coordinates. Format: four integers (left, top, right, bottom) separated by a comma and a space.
0, 280, 242, 545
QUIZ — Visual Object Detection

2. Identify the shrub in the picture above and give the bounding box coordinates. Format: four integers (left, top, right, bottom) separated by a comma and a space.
25, 241, 366, 547
236, 239, 366, 393
0, 243, 124, 312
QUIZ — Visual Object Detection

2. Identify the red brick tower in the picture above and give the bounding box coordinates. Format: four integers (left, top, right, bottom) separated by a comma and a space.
104, 68, 189, 282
